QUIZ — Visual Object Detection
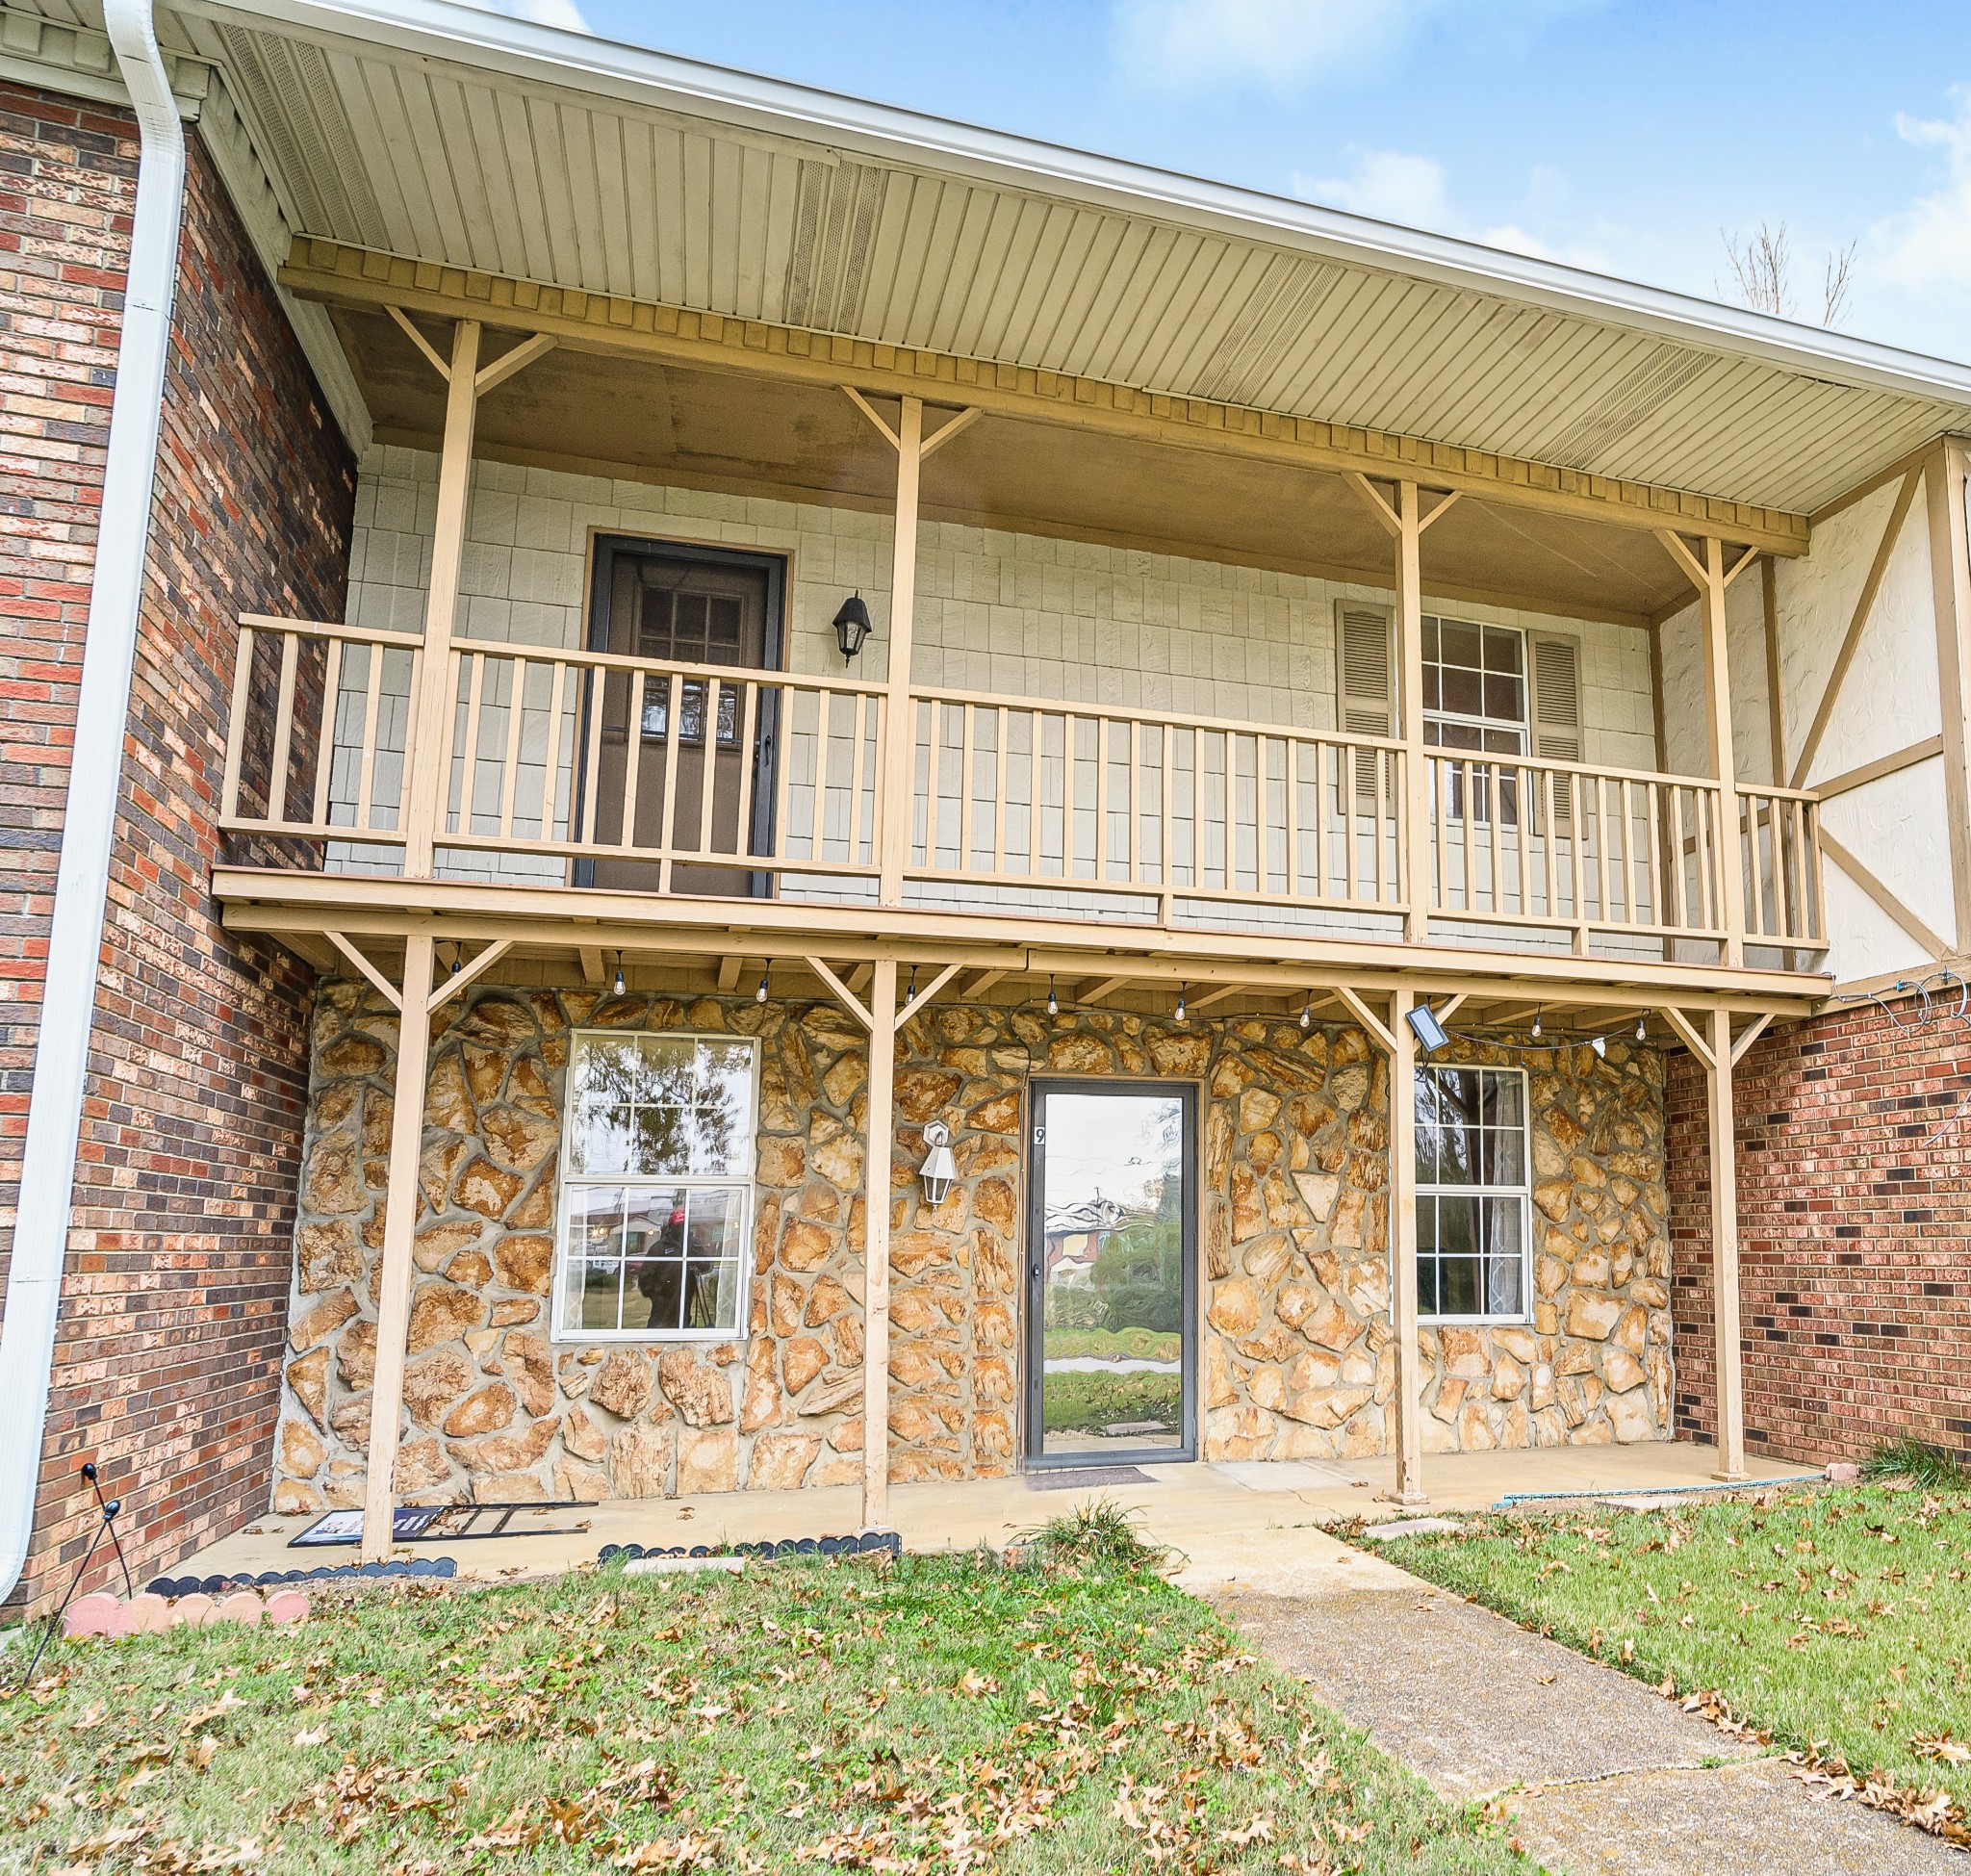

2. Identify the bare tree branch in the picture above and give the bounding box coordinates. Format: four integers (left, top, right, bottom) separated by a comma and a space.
1721, 220, 1793, 318
1720, 222, 1857, 327
1823, 241, 1857, 327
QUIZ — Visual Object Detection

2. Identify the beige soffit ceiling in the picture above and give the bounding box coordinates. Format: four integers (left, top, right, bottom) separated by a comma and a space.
140, 0, 1971, 515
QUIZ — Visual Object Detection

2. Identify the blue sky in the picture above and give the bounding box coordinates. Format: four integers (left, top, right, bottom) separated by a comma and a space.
479, 0, 1971, 364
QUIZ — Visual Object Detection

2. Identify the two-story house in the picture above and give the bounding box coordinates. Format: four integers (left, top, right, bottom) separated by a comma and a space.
5, 0, 1970, 1609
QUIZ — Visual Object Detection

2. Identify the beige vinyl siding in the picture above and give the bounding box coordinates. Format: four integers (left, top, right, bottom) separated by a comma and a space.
345, 448, 1658, 902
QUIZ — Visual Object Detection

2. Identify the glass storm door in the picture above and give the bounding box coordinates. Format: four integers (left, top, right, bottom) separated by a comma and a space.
1025, 1081, 1196, 1467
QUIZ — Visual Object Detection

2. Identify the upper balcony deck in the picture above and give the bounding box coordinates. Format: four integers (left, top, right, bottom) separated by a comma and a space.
209, 286, 1844, 1007
217, 609, 1825, 981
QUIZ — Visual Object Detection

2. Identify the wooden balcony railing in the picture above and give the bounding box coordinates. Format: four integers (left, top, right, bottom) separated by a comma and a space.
218, 618, 1827, 965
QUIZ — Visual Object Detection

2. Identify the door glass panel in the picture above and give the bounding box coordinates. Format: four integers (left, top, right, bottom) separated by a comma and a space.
1037, 1092, 1186, 1457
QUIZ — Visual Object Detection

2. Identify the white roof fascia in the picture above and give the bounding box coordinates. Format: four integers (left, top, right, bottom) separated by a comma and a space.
173, 0, 1971, 416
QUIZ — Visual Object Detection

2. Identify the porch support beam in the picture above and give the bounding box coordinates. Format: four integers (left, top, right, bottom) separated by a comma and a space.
862, 958, 899, 1529
880, 396, 923, 907
1388, 987, 1426, 1505
804, 955, 874, 1031
1704, 1004, 1747, 1481
1926, 439, 1971, 953
362, 932, 437, 1562
402, 320, 480, 879
427, 938, 514, 1013
1396, 481, 1430, 944
1659, 1004, 1746, 1481
1659, 531, 1748, 964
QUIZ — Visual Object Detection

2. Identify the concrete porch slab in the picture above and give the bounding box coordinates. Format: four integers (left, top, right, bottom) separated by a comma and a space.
163, 1440, 1818, 1597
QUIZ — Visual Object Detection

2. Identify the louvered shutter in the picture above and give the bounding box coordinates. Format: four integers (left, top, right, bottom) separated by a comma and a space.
1335, 601, 1394, 806
1528, 632, 1583, 831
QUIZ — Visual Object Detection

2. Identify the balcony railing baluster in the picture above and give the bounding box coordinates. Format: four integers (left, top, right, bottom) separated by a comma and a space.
218, 615, 1827, 964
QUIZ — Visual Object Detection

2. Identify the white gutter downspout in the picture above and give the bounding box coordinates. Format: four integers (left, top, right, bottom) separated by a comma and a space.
0, 0, 184, 1610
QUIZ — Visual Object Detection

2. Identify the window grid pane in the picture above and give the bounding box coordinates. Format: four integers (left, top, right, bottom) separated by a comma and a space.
562, 1033, 755, 1338
1414, 1066, 1530, 1323
1422, 615, 1528, 828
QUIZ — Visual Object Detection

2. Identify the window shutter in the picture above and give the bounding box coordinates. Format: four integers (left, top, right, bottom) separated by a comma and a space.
1528, 633, 1582, 762
1528, 632, 1583, 833
1335, 601, 1394, 737
1335, 601, 1395, 809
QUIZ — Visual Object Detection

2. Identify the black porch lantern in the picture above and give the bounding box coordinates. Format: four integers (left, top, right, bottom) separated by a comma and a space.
832, 590, 873, 660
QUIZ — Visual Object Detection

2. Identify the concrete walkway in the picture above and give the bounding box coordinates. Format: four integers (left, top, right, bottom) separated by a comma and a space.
1221, 1559, 1962, 1875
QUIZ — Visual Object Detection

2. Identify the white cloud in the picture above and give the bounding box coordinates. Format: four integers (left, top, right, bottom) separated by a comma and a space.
1113, 0, 1592, 94
1292, 146, 1614, 273
459, 0, 592, 32
1293, 148, 1449, 226
1871, 89, 1971, 293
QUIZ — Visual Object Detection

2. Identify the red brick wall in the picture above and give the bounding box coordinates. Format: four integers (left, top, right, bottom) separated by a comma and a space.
1668, 992, 1971, 1467
0, 84, 133, 1266
1, 89, 354, 1615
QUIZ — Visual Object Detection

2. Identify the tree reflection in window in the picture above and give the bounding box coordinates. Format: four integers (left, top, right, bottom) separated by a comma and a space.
562, 1034, 755, 1336
1415, 1066, 1530, 1321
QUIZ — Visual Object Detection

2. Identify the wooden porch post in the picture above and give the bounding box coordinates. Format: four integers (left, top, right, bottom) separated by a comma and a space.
1388, 986, 1426, 1503
362, 931, 436, 1562
877, 398, 924, 908
1698, 537, 1748, 965
1395, 482, 1430, 942
401, 319, 480, 880
1705, 1004, 1747, 1479
861, 956, 899, 1528
1925, 439, 1971, 953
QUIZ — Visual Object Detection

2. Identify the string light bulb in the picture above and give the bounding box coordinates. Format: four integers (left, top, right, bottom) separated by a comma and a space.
1046, 976, 1058, 1016
613, 956, 626, 996
1635, 1015, 1648, 1041
1299, 991, 1313, 1031
905, 965, 918, 1010
1591, 1034, 1607, 1058
1175, 986, 1188, 1024
755, 969, 769, 1004
1531, 1007, 1542, 1041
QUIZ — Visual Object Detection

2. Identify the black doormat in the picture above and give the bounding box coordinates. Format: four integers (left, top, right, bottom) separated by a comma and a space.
1026, 1466, 1156, 1490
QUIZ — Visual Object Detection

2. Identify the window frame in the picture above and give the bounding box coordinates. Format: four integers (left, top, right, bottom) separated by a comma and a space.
1413, 1062, 1534, 1328
551, 1027, 760, 1345
1421, 614, 1529, 748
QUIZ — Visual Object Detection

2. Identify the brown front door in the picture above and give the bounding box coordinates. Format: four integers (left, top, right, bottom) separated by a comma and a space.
581, 537, 782, 896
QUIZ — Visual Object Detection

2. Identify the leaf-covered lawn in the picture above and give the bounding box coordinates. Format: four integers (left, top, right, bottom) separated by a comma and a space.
1365, 1485, 1971, 1838
2, 1553, 1529, 1874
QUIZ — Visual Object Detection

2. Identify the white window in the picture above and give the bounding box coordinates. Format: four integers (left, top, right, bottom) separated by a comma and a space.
1415, 1065, 1530, 1323
1421, 616, 1527, 757
556, 1032, 757, 1340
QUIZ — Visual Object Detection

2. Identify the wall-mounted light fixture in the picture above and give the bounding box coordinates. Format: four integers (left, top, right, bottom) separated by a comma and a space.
832, 591, 873, 660
918, 1119, 957, 1206
1405, 1002, 1449, 1053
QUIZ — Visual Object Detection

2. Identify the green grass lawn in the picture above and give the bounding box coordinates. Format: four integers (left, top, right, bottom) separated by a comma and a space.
1041, 1328, 1185, 1365
2, 1549, 1529, 1874
1366, 1485, 1971, 1828
1040, 1368, 1184, 1434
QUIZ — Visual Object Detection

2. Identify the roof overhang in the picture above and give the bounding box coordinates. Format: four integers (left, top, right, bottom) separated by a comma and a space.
141, 0, 1971, 521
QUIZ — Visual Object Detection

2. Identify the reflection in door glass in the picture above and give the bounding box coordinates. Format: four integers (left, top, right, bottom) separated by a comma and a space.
1039, 1092, 1186, 1456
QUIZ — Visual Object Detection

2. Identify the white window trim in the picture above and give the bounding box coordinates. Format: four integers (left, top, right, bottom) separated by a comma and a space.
551, 1027, 760, 1345
1415, 1062, 1534, 1328
1422, 612, 1529, 756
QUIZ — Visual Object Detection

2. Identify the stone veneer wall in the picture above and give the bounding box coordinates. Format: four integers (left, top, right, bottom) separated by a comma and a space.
272, 989, 1672, 1507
